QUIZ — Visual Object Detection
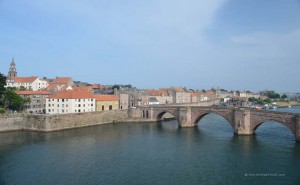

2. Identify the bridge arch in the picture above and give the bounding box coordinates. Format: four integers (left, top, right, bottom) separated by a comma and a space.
156, 109, 179, 122
252, 119, 296, 138
194, 112, 235, 129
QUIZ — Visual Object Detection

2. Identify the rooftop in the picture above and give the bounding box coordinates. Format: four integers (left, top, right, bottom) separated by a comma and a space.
94, 95, 119, 101
48, 90, 94, 99
14, 76, 38, 83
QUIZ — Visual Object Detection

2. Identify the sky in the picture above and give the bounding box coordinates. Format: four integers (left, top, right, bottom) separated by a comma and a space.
0, 0, 300, 92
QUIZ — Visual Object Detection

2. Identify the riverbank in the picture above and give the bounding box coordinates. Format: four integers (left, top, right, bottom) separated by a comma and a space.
0, 109, 150, 133
275, 101, 300, 108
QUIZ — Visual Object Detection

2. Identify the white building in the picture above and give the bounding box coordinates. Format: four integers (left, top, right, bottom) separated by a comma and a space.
46, 90, 95, 114
6, 76, 49, 91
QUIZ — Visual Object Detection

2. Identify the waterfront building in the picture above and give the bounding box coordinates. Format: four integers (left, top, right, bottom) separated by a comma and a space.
149, 97, 160, 105
46, 90, 95, 114
170, 87, 191, 104
95, 95, 119, 111
16, 91, 51, 113
146, 89, 173, 104
47, 77, 75, 86
119, 93, 129, 109
190, 92, 197, 103
114, 87, 148, 108
6, 76, 49, 91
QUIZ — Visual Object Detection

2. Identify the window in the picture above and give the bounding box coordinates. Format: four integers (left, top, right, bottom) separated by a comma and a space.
78, 104, 81, 107
62, 99, 65, 102
48, 109, 51, 112
109, 105, 112, 110
78, 99, 81, 102
57, 99, 59, 102
83, 104, 85, 107
102, 105, 104, 111
66, 105, 68, 107
57, 104, 59, 107
48, 104, 51, 107
78, 109, 81, 112
62, 104, 64, 108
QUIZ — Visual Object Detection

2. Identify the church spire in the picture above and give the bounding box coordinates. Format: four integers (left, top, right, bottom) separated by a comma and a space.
11, 57, 15, 65
7, 57, 17, 83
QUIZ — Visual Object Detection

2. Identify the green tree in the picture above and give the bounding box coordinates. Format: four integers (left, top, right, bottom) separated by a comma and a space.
248, 97, 258, 102
3, 90, 28, 111
18, 86, 28, 91
281, 94, 288, 99
0, 73, 6, 107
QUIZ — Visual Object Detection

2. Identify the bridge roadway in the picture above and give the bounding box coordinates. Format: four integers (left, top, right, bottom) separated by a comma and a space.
136, 105, 300, 142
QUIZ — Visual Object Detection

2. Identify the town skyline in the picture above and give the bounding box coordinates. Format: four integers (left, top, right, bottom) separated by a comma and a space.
0, 58, 298, 94
1, 0, 300, 92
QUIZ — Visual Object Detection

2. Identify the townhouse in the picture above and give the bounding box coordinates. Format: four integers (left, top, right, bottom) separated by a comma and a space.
16, 90, 51, 113
94, 95, 119, 111
46, 90, 95, 114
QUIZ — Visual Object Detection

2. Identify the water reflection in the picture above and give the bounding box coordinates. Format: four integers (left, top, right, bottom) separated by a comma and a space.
1, 109, 300, 185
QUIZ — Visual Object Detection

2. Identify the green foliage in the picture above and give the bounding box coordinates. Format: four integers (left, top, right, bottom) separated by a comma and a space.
265, 91, 280, 99
0, 73, 6, 108
281, 94, 288, 99
0, 73, 6, 95
0, 108, 5, 114
3, 90, 27, 111
263, 98, 272, 104
248, 97, 259, 102
6, 87, 17, 91
18, 86, 28, 91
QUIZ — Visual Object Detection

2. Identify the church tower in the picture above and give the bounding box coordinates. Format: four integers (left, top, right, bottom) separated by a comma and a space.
7, 58, 17, 83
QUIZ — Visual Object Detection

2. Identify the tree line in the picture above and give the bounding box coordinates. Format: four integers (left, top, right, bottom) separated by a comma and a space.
0, 73, 29, 113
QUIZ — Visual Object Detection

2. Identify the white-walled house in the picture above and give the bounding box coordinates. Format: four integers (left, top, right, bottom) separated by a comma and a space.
6, 76, 49, 91
46, 90, 96, 114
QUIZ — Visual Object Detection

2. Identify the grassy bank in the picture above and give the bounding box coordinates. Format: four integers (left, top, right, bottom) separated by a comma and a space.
275, 101, 300, 107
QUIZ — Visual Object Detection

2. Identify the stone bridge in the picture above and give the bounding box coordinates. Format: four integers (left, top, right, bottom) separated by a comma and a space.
137, 106, 300, 142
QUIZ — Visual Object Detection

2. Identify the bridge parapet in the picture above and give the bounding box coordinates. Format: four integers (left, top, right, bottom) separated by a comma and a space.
138, 105, 300, 142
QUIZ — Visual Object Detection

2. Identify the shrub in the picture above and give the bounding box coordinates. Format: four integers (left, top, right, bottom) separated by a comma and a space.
0, 108, 5, 114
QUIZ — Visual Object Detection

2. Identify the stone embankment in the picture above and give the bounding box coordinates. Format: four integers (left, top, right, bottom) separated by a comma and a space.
0, 109, 144, 133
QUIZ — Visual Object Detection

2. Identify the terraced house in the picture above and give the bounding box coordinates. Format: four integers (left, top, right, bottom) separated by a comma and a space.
94, 95, 119, 111
46, 90, 95, 114
17, 91, 51, 113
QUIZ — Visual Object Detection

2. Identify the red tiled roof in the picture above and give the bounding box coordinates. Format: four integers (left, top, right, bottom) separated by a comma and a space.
172, 87, 185, 92
190, 92, 197, 97
48, 90, 94, 99
73, 86, 92, 91
146, 89, 169, 96
14, 77, 38, 83
94, 95, 119, 101
45, 84, 60, 91
53, 77, 73, 84
16, 91, 51, 95
90, 84, 102, 89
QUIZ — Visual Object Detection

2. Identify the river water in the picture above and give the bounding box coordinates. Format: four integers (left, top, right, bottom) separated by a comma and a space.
0, 107, 300, 185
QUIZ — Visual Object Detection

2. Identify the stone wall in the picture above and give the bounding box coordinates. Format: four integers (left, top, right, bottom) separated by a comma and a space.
0, 110, 131, 132
0, 114, 24, 132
